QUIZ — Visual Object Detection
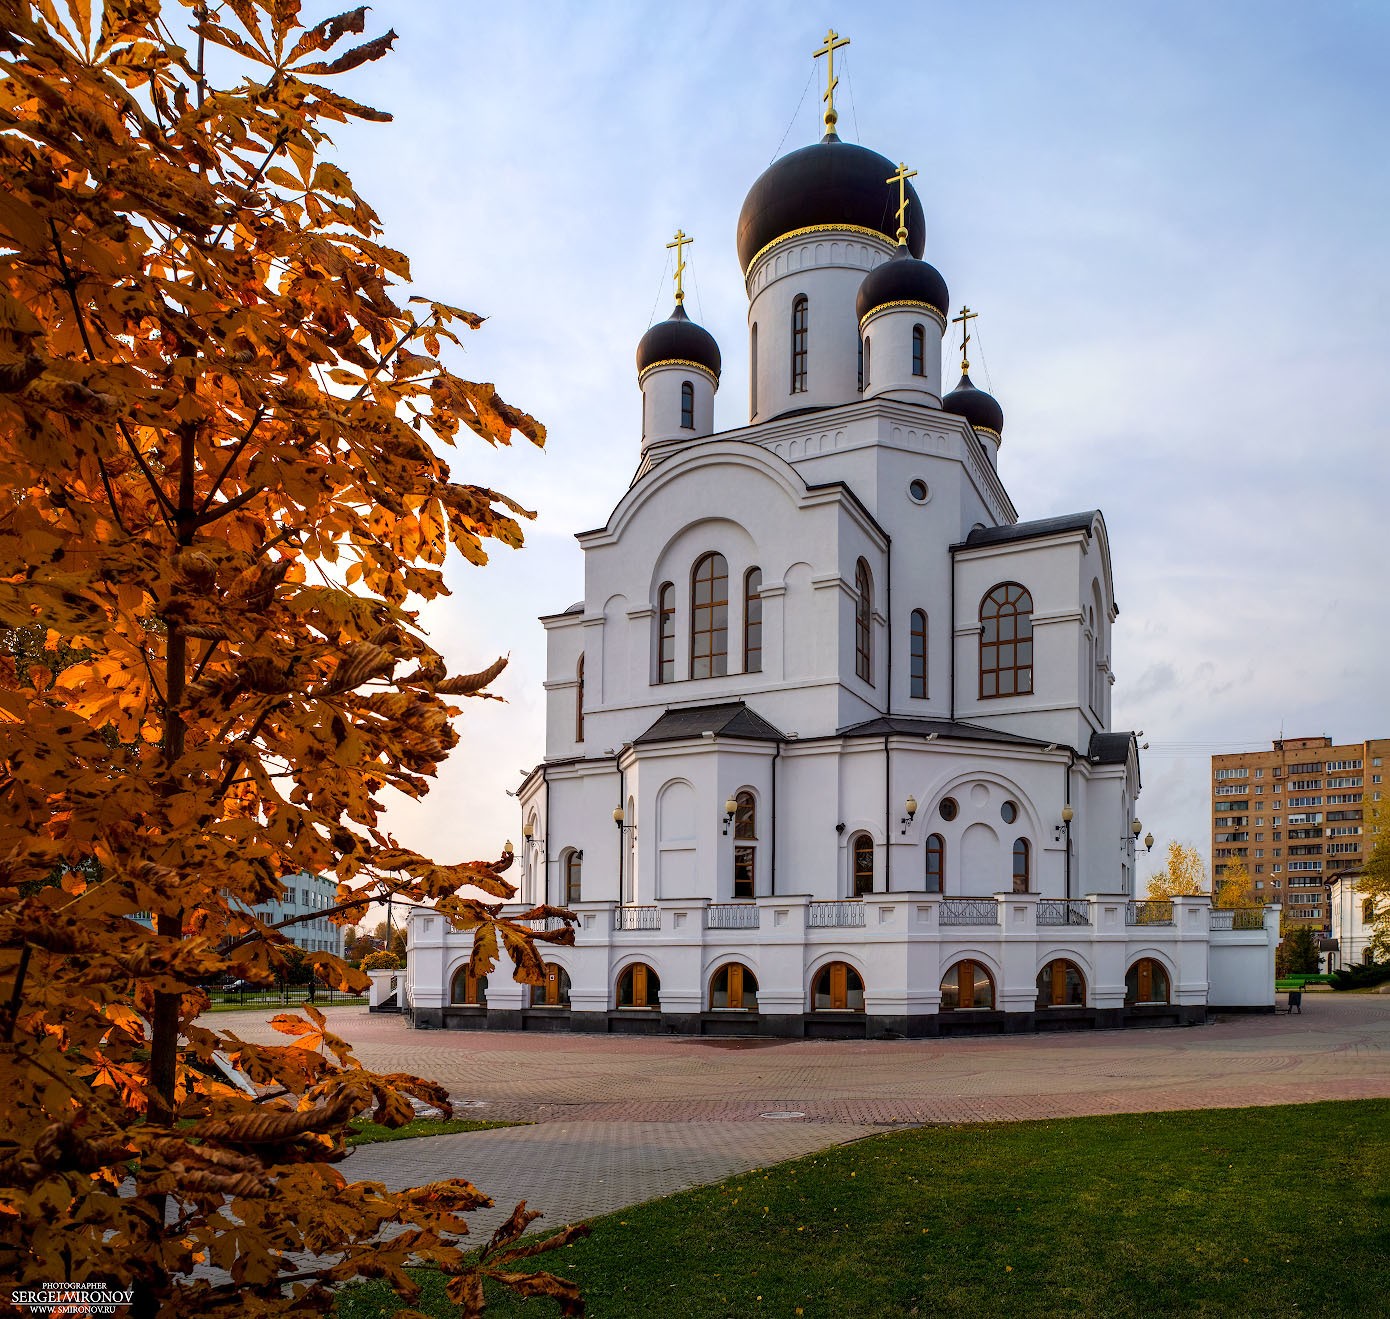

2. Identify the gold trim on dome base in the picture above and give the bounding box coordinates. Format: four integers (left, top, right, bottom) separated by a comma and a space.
637, 359, 719, 387
971, 425, 1002, 441
745, 223, 895, 276
858, 299, 947, 332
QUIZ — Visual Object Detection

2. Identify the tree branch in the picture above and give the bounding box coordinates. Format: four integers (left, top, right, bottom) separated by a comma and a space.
197, 405, 266, 517
196, 480, 265, 528
221, 892, 379, 954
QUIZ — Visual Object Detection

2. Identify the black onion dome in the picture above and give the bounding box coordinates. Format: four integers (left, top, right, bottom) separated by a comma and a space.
737, 133, 926, 271
635, 304, 721, 379
942, 372, 1004, 436
855, 244, 950, 322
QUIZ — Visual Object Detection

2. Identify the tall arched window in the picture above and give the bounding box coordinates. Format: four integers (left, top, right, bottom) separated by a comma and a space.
575, 655, 585, 742
617, 963, 660, 1009
1125, 958, 1170, 1005
564, 850, 582, 905
940, 960, 994, 1011
910, 608, 928, 698
657, 582, 675, 684
863, 335, 871, 388
790, 295, 808, 393
857, 336, 864, 392
680, 380, 694, 429
750, 322, 758, 416
690, 552, 729, 679
813, 961, 865, 1011
1012, 838, 1031, 893
855, 559, 873, 684
1036, 960, 1086, 1008
734, 789, 756, 899
852, 833, 874, 896
912, 323, 925, 376
743, 568, 762, 673
710, 962, 758, 1010
925, 833, 945, 892
979, 582, 1034, 699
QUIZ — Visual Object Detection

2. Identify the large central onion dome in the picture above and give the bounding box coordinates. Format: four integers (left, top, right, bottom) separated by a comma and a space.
635, 303, 722, 379
736, 133, 926, 272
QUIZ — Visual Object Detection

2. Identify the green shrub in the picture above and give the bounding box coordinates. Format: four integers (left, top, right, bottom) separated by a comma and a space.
360, 950, 403, 972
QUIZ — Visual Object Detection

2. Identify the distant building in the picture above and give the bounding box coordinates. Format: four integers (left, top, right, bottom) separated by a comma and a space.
1327, 870, 1380, 969
1211, 736, 1388, 928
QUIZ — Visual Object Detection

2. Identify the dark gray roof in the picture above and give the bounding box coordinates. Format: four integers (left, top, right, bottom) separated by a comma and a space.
953, 511, 1099, 551
1088, 732, 1135, 765
836, 715, 1058, 750
635, 701, 786, 746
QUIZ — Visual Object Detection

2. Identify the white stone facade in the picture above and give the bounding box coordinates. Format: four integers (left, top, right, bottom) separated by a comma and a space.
407, 104, 1277, 1035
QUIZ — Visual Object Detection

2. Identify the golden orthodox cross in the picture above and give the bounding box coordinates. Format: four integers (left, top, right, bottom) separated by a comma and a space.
886, 161, 917, 243
952, 305, 978, 372
666, 229, 692, 305
813, 28, 851, 133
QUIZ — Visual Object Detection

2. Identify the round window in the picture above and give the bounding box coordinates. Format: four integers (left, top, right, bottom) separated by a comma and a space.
939, 797, 959, 822
908, 478, 929, 503
1001, 801, 1019, 824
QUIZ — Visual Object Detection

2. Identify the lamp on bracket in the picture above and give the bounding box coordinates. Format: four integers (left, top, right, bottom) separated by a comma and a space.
900, 795, 918, 835
1053, 802, 1074, 845
722, 796, 739, 836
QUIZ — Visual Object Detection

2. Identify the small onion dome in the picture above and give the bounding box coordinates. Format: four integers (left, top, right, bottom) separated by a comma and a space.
855, 244, 950, 325
736, 133, 926, 272
635, 303, 721, 380
942, 371, 1004, 437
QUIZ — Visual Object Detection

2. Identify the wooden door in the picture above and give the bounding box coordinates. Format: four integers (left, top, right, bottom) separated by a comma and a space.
959, 961, 975, 1008
632, 964, 648, 1008
544, 964, 562, 1006
1136, 960, 1152, 1003
1050, 961, 1066, 1006
828, 962, 847, 1011
728, 964, 744, 1009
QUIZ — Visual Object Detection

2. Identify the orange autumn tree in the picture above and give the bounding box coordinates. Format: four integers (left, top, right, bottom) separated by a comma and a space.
0, 3, 584, 1314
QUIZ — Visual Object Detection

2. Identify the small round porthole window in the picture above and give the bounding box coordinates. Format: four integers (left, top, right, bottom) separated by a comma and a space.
908, 478, 929, 503
939, 797, 959, 822
1001, 800, 1019, 824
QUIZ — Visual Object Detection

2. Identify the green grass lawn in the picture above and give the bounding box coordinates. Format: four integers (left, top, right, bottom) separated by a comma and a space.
334, 1099, 1390, 1318
345, 1116, 524, 1146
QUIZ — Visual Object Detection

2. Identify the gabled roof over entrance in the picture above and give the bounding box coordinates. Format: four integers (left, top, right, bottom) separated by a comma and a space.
635, 701, 786, 745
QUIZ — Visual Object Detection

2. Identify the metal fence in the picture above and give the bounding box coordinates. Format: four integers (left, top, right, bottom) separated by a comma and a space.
939, 898, 1000, 926
705, 903, 760, 930
203, 984, 367, 1009
613, 905, 661, 931
1037, 899, 1091, 926
808, 900, 866, 928
1210, 907, 1267, 931
516, 915, 568, 932
1127, 900, 1174, 926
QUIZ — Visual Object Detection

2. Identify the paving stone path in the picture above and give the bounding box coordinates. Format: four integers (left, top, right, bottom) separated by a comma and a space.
216, 995, 1390, 1235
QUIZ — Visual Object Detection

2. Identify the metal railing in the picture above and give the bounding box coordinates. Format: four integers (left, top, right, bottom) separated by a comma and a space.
1210, 907, 1267, 931
706, 903, 760, 930
808, 900, 866, 928
517, 916, 568, 932
613, 905, 661, 931
1037, 899, 1091, 927
939, 898, 1000, 926
1127, 900, 1174, 926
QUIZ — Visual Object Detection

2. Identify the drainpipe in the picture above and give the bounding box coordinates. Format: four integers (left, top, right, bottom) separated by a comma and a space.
948, 551, 956, 723
884, 532, 893, 892
1062, 749, 1075, 902
614, 747, 626, 905
770, 741, 781, 896
540, 764, 550, 907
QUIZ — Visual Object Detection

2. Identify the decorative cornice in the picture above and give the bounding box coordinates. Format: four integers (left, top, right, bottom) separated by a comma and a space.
637, 359, 719, 387
859, 300, 947, 331
744, 223, 893, 277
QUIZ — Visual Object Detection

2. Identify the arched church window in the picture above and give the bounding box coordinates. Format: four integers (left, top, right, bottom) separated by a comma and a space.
813, 961, 865, 1011
743, 568, 763, 673
857, 336, 864, 392
852, 832, 874, 896
979, 582, 1034, 699
863, 335, 871, 388
657, 582, 675, 684
450, 967, 487, 1006
940, 960, 994, 1011
855, 559, 873, 684
734, 790, 756, 899
617, 963, 660, 1009
575, 654, 585, 742
1013, 837, 1031, 893
912, 323, 925, 376
1125, 958, 1170, 1005
532, 963, 571, 1008
910, 608, 928, 698
690, 552, 729, 679
1036, 959, 1086, 1008
750, 322, 758, 416
925, 834, 945, 892
564, 850, 582, 905
680, 380, 694, 429
790, 295, 808, 393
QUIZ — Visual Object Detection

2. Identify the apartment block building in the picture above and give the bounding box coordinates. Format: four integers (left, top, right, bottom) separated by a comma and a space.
1211, 735, 1388, 928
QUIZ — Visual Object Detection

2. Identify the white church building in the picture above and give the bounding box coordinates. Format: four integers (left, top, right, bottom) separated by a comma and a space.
407, 41, 1277, 1036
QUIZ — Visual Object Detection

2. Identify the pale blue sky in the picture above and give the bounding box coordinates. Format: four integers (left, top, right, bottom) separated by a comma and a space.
321, 2, 1389, 886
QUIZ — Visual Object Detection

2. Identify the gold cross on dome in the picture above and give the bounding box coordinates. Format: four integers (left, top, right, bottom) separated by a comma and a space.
952, 305, 978, 372
813, 28, 851, 133
666, 229, 692, 305
886, 161, 917, 243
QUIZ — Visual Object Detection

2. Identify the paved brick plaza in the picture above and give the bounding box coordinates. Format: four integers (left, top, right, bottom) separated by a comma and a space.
218, 996, 1390, 1235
